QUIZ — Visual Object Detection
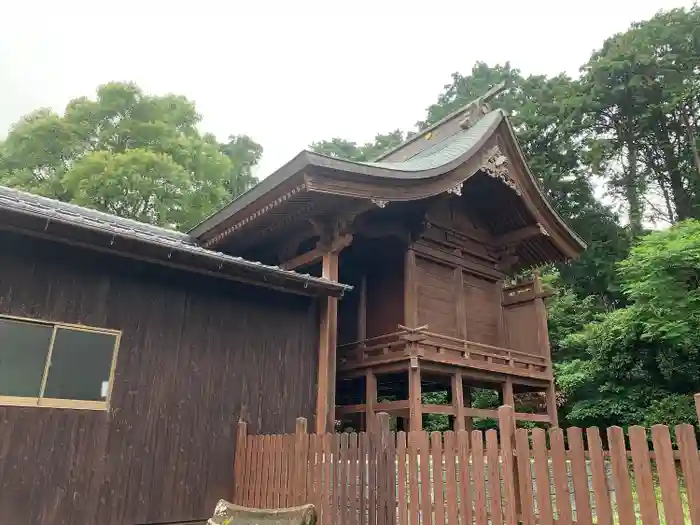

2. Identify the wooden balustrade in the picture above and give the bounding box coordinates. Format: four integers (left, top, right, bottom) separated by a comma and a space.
337, 326, 550, 379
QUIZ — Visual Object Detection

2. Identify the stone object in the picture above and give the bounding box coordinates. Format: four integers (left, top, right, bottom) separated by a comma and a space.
207, 500, 317, 525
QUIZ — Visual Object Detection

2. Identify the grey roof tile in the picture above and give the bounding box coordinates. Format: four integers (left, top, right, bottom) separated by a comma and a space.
0, 185, 350, 293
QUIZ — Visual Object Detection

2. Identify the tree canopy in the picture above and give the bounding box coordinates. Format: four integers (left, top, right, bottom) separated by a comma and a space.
0, 82, 261, 229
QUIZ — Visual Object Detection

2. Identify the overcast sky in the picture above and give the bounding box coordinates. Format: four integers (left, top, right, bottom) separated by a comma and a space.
0, 0, 695, 179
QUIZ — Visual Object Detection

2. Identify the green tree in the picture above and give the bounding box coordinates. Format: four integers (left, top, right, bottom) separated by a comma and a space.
219, 134, 263, 196
580, 6, 700, 226
311, 131, 405, 162
557, 220, 700, 428
0, 82, 261, 229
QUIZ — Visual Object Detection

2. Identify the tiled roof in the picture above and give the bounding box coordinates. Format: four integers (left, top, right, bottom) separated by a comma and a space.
0, 185, 351, 294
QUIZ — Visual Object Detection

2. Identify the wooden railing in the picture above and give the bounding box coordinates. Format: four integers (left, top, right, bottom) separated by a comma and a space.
338, 326, 550, 378
232, 395, 700, 525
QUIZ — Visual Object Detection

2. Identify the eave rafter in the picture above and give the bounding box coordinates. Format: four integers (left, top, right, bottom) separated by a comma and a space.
203, 182, 307, 248
493, 223, 549, 249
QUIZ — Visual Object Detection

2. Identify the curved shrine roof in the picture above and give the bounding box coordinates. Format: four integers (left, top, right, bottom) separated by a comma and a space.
190, 107, 586, 266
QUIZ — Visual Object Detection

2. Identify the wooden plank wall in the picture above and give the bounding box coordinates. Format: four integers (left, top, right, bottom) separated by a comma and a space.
415, 256, 459, 337
413, 254, 503, 346
502, 301, 541, 356
0, 231, 320, 525
410, 201, 507, 345
234, 403, 700, 525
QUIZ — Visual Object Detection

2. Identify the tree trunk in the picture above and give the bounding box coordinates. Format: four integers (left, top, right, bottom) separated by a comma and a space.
653, 112, 695, 220
625, 137, 644, 236
658, 176, 676, 224
681, 111, 700, 181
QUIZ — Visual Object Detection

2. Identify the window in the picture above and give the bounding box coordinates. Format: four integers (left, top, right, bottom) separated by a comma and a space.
0, 315, 121, 410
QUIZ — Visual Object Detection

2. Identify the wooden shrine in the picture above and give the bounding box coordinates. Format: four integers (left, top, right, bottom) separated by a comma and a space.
190, 86, 586, 433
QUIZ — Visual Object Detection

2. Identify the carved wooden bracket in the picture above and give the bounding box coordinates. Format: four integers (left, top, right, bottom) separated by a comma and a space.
446, 183, 463, 196
480, 145, 521, 195
311, 214, 356, 245
495, 245, 520, 272
281, 214, 356, 270
371, 198, 389, 208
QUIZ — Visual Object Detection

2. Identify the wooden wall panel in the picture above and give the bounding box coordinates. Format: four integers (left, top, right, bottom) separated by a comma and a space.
503, 302, 542, 356
365, 244, 405, 339
463, 273, 502, 346
0, 231, 319, 525
415, 256, 458, 337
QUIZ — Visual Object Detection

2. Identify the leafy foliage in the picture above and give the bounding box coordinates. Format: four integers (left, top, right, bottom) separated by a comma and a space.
557, 221, 700, 428
0, 82, 261, 229
310, 131, 405, 162
579, 6, 700, 227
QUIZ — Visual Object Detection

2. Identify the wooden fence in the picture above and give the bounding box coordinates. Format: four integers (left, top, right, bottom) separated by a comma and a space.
232, 396, 700, 525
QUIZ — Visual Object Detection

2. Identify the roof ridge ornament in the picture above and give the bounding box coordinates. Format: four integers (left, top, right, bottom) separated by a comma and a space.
480, 145, 521, 195
459, 81, 507, 130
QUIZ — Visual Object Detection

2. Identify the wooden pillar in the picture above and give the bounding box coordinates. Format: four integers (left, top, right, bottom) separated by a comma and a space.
452, 371, 466, 431
315, 250, 339, 434
358, 274, 367, 341
546, 380, 559, 427
408, 358, 422, 431
454, 267, 467, 340
404, 249, 418, 327
365, 369, 377, 433
503, 377, 515, 408
232, 421, 248, 503
533, 273, 553, 361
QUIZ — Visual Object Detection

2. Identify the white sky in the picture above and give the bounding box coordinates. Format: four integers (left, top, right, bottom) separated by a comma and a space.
0, 0, 695, 181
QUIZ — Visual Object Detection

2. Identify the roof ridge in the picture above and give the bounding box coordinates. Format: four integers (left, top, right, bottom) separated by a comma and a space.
0, 185, 189, 240
373, 82, 507, 162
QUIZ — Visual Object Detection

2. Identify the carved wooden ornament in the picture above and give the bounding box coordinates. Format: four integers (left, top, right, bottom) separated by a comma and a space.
480, 145, 521, 195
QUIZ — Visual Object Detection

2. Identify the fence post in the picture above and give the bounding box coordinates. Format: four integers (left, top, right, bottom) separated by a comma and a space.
233, 420, 248, 504
294, 417, 309, 506
498, 404, 520, 524
376, 412, 394, 525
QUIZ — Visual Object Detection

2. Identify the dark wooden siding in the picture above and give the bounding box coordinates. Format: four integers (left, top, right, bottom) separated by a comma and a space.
415, 256, 458, 337
365, 241, 405, 339
0, 231, 319, 525
462, 272, 502, 346
410, 199, 507, 345
503, 301, 542, 356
